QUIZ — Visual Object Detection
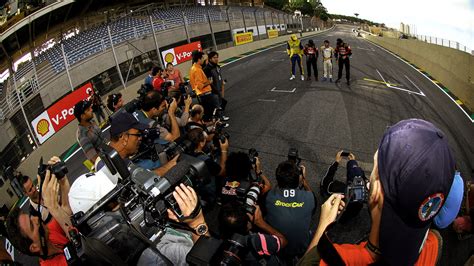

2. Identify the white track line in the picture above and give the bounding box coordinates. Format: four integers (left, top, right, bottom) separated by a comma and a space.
376, 69, 426, 96
367, 39, 473, 123
271, 87, 296, 93
257, 99, 277, 102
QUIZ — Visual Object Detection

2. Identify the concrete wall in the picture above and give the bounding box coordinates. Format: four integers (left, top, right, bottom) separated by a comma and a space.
367, 35, 474, 110
16, 27, 332, 177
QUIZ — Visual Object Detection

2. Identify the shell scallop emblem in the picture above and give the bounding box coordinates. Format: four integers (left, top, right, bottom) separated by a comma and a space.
37, 119, 50, 137
165, 53, 175, 63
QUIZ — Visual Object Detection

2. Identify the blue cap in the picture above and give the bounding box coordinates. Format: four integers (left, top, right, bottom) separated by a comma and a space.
433, 172, 464, 228
109, 111, 148, 137
377, 119, 455, 265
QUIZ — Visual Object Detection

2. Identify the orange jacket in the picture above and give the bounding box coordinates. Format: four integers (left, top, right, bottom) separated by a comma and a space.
190, 63, 212, 95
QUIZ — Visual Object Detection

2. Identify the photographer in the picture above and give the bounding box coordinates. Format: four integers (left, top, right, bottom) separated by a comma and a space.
19, 174, 52, 224
6, 157, 71, 266
186, 127, 227, 206
264, 161, 316, 263
162, 92, 192, 128
106, 93, 123, 113
218, 201, 287, 264
319, 151, 366, 223
133, 90, 180, 143
96, 111, 178, 177
74, 99, 106, 164
186, 104, 226, 141
300, 119, 460, 265
220, 152, 271, 205
151, 66, 166, 91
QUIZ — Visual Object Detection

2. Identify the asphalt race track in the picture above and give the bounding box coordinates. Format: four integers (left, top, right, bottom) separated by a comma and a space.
23, 24, 473, 265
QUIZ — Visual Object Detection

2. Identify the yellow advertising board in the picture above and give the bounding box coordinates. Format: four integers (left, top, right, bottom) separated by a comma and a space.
267, 29, 278, 39
234, 32, 253, 46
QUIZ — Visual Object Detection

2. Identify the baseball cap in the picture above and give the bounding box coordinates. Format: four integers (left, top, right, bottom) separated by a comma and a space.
377, 119, 455, 265
433, 171, 464, 228
68, 169, 117, 214
109, 110, 148, 137
73, 99, 92, 120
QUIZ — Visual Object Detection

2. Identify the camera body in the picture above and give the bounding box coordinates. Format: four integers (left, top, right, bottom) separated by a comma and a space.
186, 233, 249, 265
235, 179, 263, 215
288, 148, 303, 175
37, 157, 68, 182
345, 175, 368, 203
248, 148, 258, 165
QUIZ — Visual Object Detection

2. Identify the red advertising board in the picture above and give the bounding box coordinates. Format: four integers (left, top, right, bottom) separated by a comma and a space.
162, 41, 202, 66
31, 82, 93, 144
47, 82, 93, 131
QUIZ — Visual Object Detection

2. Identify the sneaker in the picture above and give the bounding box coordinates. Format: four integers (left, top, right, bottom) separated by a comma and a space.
321, 77, 327, 82
290, 75, 296, 80
307, 76, 311, 81
329, 78, 333, 83
221, 116, 230, 121
222, 123, 230, 128
301, 75, 305, 81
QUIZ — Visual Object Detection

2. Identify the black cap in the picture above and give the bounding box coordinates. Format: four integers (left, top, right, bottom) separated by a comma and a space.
109, 111, 148, 137
377, 119, 455, 265
73, 99, 92, 121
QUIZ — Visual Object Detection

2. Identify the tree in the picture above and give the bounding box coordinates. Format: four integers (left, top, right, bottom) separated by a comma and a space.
300, 1, 313, 16
264, 0, 286, 11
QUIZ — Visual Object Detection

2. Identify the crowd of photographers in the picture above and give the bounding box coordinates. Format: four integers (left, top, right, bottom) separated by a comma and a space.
3, 49, 466, 266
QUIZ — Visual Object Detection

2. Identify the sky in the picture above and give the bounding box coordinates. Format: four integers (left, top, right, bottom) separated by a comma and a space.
321, 0, 474, 51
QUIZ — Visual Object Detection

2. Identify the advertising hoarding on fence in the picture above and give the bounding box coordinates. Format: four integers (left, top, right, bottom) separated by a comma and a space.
234, 32, 253, 46
31, 82, 93, 144
161, 41, 202, 66
267, 29, 278, 39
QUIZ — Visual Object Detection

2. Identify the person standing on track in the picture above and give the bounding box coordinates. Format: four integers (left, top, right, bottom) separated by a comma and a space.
287, 34, 305, 81
320, 40, 335, 82
304, 39, 318, 81
335, 38, 352, 85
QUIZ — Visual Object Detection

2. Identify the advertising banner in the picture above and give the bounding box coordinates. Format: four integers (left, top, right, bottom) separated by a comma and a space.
234, 32, 253, 46
267, 29, 278, 39
161, 41, 202, 66
31, 82, 93, 144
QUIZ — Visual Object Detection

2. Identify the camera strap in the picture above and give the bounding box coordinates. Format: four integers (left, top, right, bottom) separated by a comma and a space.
177, 201, 202, 223
37, 177, 50, 260
317, 226, 345, 266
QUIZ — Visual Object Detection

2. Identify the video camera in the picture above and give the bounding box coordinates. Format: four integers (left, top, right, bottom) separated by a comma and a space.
69, 146, 210, 264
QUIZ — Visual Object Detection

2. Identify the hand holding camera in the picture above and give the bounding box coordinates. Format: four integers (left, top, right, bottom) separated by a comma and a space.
219, 136, 229, 151
184, 95, 193, 108
168, 98, 178, 113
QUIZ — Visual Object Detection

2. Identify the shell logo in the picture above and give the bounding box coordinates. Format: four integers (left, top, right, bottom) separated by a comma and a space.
164, 52, 175, 63
37, 119, 50, 137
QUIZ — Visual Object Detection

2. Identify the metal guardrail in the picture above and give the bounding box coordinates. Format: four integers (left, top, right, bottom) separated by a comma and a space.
413, 34, 472, 55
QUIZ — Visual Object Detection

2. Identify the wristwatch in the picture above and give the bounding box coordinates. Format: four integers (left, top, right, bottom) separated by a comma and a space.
194, 223, 208, 236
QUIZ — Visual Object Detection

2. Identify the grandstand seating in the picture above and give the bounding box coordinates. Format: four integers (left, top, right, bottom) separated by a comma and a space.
12, 6, 285, 78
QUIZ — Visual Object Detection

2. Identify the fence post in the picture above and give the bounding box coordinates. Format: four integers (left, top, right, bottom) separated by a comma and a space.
263, 11, 268, 37
149, 16, 164, 68
253, 10, 260, 40
182, 11, 191, 43
270, 12, 274, 30
226, 7, 234, 44
107, 25, 126, 89
12, 73, 39, 147
241, 9, 247, 32
207, 11, 218, 51
60, 43, 74, 92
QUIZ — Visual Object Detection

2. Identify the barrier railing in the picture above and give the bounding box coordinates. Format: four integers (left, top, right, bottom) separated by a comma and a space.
413, 34, 472, 55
